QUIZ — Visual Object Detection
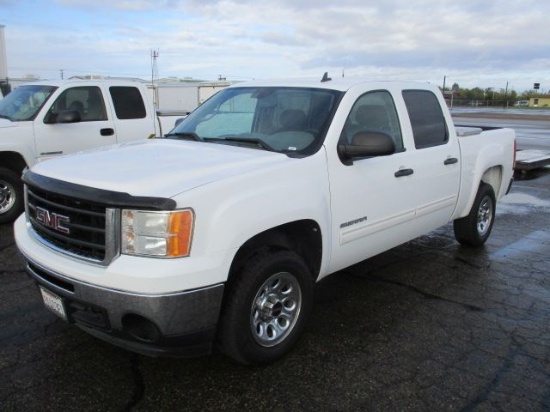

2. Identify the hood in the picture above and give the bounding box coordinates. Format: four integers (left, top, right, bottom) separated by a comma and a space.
0, 118, 19, 128
31, 139, 290, 198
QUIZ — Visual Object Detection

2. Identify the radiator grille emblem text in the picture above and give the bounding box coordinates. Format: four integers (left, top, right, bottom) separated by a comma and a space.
36, 206, 71, 234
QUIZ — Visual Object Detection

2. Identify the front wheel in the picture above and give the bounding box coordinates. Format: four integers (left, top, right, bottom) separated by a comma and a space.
453, 182, 496, 247
218, 250, 314, 365
0, 168, 24, 224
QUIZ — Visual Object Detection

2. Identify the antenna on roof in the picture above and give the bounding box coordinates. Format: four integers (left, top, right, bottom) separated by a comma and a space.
321, 72, 332, 83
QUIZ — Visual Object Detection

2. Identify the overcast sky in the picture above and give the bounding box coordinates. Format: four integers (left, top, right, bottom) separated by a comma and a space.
1, 0, 549, 92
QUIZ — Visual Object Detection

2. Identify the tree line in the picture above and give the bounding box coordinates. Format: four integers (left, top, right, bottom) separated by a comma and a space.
441, 83, 545, 107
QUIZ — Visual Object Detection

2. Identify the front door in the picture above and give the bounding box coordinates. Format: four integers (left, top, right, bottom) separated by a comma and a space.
327, 89, 419, 273
34, 85, 117, 161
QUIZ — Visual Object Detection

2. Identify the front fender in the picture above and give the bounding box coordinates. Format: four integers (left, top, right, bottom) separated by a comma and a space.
0, 122, 36, 167
173, 151, 333, 280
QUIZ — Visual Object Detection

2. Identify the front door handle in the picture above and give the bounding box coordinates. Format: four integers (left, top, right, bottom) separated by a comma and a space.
444, 157, 458, 165
100, 128, 115, 136
394, 168, 414, 178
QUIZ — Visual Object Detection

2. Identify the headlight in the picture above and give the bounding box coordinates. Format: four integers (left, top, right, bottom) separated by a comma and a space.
121, 209, 194, 258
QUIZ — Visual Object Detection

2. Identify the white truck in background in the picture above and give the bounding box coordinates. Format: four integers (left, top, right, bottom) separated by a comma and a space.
15, 78, 516, 365
0, 79, 188, 223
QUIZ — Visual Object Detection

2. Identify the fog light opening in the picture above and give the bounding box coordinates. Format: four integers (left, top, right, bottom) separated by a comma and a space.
122, 314, 161, 343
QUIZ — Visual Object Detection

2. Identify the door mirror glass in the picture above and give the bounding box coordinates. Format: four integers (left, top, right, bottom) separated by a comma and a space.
338, 131, 396, 165
55, 109, 82, 123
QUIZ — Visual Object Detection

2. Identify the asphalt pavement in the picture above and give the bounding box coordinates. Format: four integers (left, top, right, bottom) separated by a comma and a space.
1, 114, 550, 411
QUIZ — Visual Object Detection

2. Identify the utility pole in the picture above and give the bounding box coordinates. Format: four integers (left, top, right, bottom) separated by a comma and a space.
60, 69, 64, 80
504, 81, 509, 108
150, 49, 159, 85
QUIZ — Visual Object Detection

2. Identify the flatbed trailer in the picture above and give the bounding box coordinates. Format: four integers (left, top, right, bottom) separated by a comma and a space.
515, 150, 550, 171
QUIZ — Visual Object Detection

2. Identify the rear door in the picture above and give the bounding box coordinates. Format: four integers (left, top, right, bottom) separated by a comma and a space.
400, 89, 460, 228
108, 86, 154, 142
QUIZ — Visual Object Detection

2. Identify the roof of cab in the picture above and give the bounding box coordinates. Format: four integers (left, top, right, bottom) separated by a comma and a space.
17, 78, 147, 87
227, 76, 437, 92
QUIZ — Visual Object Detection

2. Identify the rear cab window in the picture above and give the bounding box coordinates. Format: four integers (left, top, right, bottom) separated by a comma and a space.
402, 90, 448, 149
109, 86, 147, 120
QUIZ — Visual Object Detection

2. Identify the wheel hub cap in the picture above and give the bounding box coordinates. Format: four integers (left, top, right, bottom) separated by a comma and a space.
257, 298, 283, 320
251, 272, 302, 347
0, 182, 14, 212
477, 195, 493, 236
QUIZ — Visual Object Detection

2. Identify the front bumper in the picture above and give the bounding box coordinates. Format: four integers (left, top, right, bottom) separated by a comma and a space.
14, 212, 233, 356
24, 255, 224, 357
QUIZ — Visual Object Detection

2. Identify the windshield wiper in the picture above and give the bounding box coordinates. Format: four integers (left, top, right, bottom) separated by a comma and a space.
164, 132, 204, 141
217, 137, 276, 152
164, 133, 277, 152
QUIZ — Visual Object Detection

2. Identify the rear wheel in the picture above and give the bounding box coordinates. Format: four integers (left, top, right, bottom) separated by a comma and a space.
218, 249, 314, 365
0, 168, 24, 224
454, 182, 496, 247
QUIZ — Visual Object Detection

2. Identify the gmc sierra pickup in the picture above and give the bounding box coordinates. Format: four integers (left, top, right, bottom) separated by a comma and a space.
14, 78, 516, 364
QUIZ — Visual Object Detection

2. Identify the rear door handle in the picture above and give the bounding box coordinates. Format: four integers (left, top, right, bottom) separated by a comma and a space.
444, 157, 458, 165
100, 128, 115, 136
394, 168, 414, 178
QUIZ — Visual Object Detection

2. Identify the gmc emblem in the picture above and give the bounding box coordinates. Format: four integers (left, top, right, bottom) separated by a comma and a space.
36, 206, 71, 235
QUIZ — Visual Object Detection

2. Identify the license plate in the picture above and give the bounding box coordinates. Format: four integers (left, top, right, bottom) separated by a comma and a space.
39, 287, 68, 321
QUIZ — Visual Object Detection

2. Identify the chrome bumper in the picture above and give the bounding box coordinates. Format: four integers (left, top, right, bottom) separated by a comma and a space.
25, 258, 224, 357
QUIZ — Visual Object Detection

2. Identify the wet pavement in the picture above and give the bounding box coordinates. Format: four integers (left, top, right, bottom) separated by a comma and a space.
1, 122, 550, 411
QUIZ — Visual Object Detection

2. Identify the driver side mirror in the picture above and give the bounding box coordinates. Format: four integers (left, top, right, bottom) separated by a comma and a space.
45, 109, 82, 124
338, 131, 396, 166
56, 110, 82, 123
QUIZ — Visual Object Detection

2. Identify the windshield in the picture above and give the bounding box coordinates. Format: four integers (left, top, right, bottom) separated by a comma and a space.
0, 85, 57, 121
166, 86, 342, 156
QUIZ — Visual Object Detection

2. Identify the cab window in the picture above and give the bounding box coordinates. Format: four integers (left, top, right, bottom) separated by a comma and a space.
110, 86, 147, 119
45, 86, 107, 123
340, 90, 403, 152
402, 90, 448, 149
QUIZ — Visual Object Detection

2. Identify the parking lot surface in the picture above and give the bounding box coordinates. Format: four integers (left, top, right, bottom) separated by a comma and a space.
1, 115, 550, 411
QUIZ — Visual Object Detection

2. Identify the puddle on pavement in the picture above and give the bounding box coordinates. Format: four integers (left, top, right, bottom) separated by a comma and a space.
490, 229, 550, 260
412, 233, 456, 250
497, 193, 550, 215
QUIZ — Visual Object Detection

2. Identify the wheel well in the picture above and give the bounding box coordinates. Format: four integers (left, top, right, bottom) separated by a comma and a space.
0, 152, 27, 174
481, 166, 502, 198
228, 220, 323, 283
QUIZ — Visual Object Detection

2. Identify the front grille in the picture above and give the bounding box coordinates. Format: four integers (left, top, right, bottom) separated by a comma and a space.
27, 186, 109, 262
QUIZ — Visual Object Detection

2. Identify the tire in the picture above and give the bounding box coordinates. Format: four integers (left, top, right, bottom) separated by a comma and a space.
0, 168, 24, 224
218, 249, 314, 365
453, 182, 496, 247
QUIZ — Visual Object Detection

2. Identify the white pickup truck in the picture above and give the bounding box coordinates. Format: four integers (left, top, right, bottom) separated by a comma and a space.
14, 78, 516, 364
0, 79, 183, 223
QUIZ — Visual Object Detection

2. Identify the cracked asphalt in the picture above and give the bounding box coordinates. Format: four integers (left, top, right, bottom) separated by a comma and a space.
2, 118, 550, 411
